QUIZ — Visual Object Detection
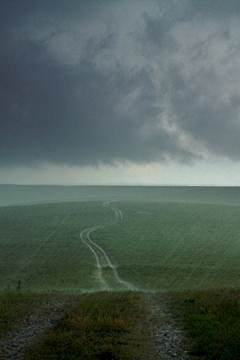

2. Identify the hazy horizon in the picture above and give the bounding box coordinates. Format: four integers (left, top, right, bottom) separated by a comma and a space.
1, 183, 240, 187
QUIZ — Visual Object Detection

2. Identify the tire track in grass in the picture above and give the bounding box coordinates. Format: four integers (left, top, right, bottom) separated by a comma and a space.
80, 201, 136, 291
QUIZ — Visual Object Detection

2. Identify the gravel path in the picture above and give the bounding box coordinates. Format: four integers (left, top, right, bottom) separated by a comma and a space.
149, 293, 190, 359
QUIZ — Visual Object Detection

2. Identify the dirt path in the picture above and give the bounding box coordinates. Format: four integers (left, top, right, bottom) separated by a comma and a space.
0, 293, 190, 359
80, 201, 136, 291
148, 293, 190, 359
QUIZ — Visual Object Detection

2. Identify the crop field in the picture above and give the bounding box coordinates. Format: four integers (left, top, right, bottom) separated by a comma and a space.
1, 190, 240, 293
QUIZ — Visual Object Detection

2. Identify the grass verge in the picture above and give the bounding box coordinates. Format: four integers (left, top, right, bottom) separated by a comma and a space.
170, 288, 240, 359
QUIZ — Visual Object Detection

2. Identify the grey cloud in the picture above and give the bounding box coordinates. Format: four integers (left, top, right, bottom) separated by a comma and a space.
142, 2, 240, 160
188, 0, 240, 18
141, 14, 177, 54
1, 0, 240, 169
164, 60, 240, 159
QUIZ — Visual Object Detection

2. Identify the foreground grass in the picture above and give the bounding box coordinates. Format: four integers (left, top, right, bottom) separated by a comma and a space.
23, 291, 154, 360
1, 289, 240, 359
171, 288, 240, 359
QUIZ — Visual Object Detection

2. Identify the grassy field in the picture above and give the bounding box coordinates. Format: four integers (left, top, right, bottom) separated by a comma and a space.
1, 197, 240, 292
93, 201, 240, 291
0, 201, 114, 292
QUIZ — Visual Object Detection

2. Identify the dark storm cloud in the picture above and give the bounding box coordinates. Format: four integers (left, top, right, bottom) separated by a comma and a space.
1, 0, 240, 167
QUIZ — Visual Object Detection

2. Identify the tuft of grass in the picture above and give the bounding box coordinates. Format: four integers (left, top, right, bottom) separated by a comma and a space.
24, 291, 155, 360
171, 288, 240, 359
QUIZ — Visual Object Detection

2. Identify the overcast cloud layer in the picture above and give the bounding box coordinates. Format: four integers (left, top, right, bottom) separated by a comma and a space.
1, 0, 240, 169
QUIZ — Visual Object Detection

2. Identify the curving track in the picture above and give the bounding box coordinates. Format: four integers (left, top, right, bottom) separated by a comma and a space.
80, 201, 136, 291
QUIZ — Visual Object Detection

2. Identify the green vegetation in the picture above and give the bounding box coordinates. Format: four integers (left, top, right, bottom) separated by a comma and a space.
24, 291, 154, 360
1, 186, 240, 358
1, 199, 240, 292
93, 201, 240, 291
0, 201, 114, 292
171, 288, 240, 359
1, 289, 240, 359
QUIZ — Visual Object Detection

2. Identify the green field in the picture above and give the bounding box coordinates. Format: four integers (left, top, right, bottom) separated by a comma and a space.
92, 201, 240, 291
1, 186, 240, 293
0, 202, 114, 292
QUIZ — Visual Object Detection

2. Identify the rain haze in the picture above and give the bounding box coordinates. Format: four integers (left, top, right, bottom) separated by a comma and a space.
1, 0, 240, 186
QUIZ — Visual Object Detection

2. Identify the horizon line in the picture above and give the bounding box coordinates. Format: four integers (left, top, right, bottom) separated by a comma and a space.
1, 183, 239, 188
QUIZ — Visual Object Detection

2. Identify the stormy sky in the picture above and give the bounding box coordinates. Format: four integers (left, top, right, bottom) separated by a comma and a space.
1, 0, 240, 185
